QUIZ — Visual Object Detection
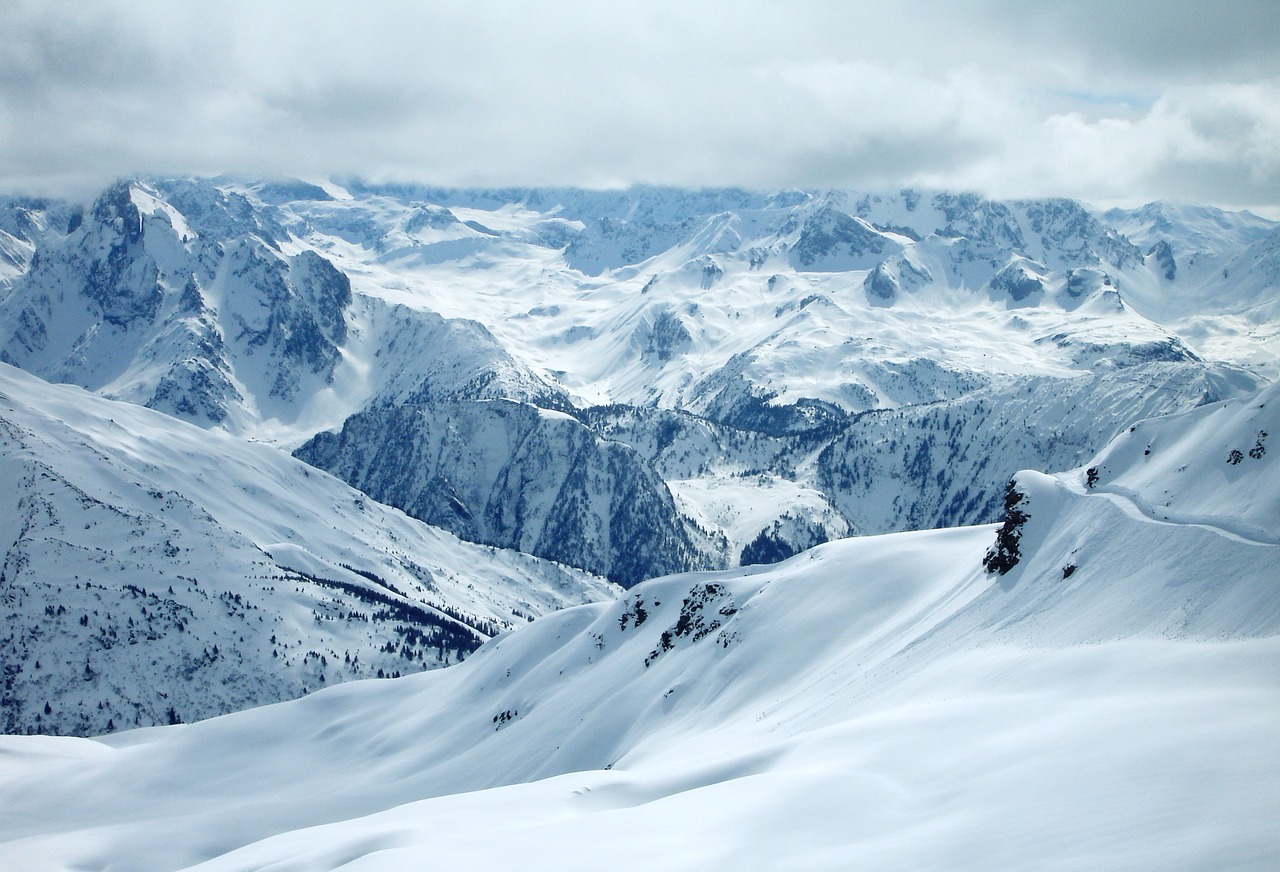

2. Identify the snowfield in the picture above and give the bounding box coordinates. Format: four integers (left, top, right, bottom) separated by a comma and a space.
1, 384, 1276, 870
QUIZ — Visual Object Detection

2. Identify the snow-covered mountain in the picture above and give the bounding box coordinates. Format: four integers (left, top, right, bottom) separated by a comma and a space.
262, 182, 1273, 561
294, 399, 719, 587
0, 174, 1275, 862
2, 380, 1274, 871
0, 179, 568, 442
0, 363, 616, 736
1103, 201, 1280, 365
4, 177, 1271, 582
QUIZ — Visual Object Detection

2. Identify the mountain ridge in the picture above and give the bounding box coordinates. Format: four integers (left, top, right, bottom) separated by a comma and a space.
0, 362, 617, 736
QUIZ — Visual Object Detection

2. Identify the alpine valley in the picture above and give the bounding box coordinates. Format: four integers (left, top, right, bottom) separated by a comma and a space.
0, 176, 1277, 868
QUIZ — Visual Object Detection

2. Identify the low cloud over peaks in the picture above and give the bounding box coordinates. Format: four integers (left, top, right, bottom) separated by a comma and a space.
2, 0, 1278, 211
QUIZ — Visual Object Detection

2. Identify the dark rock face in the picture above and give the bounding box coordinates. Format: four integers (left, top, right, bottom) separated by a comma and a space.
252, 180, 335, 205
988, 262, 1046, 303
641, 310, 692, 362
789, 206, 890, 271
690, 351, 849, 437
1019, 198, 1143, 269
1147, 240, 1177, 281
155, 178, 286, 245
296, 400, 716, 587
934, 193, 1026, 251
740, 515, 832, 566
0, 178, 356, 424
227, 247, 349, 386
81, 182, 164, 329
864, 263, 900, 301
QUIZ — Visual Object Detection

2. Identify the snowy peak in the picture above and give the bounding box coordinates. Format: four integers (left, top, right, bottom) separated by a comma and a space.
152, 176, 287, 246
933, 191, 1028, 250
0, 176, 1275, 868
1104, 201, 1276, 260
1094, 201, 1279, 344
788, 205, 899, 271
1214, 225, 1280, 319
1016, 197, 1143, 270
216, 240, 351, 405
0, 177, 1272, 569
247, 178, 336, 206
0, 177, 577, 441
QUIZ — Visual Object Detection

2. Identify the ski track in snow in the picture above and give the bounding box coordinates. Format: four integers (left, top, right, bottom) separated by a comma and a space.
1087, 484, 1280, 546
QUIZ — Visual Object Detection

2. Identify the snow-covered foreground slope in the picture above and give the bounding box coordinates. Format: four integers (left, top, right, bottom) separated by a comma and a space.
0, 363, 616, 735
2, 385, 1275, 870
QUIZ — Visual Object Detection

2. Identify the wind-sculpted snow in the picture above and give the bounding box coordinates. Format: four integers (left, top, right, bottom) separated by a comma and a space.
295, 399, 718, 587
1, 385, 1276, 870
0, 364, 617, 736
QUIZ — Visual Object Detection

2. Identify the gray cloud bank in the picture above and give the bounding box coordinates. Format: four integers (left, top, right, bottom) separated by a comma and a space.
3, 0, 1278, 210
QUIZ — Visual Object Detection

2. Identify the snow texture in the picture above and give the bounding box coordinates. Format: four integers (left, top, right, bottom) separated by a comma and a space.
0, 383, 1276, 870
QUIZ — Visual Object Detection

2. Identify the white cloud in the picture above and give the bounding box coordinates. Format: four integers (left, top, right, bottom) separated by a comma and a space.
1, 0, 1278, 210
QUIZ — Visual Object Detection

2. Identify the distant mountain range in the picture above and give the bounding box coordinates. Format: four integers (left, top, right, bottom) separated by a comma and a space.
0, 177, 1275, 734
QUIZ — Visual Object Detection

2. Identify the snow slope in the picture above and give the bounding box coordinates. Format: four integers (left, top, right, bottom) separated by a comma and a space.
1, 383, 1275, 870
1081, 380, 1278, 543
0, 363, 616, 735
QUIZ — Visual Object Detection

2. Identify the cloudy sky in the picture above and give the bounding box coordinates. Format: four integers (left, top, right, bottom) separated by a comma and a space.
3, 0, 1279, 211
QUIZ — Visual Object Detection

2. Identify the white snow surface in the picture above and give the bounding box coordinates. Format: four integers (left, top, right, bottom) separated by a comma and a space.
1083, 381, 1279, 543
669, 473, 849, 560
0, 362, 617, 733
1, 384, 1276, 870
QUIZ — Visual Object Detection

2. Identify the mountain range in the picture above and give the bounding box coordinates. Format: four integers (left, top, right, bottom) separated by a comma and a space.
0, 176, 1276, 737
